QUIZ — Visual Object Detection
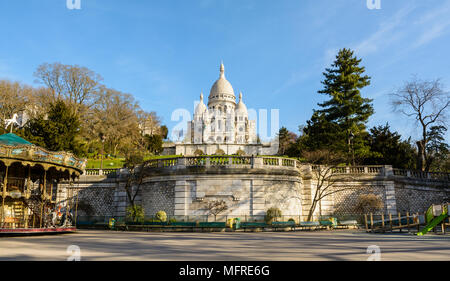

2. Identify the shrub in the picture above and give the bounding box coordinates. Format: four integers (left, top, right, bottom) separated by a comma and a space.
354, 194, 384, 214
156, 210, 167, 222
265, 207, 282, 224
194, 149, 204, 156
126, 205, 145, 223
169, 217, 177, 224
288, 218, 295, 222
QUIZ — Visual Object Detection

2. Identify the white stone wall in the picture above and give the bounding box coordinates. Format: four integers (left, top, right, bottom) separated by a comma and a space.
64, 165, 450, 222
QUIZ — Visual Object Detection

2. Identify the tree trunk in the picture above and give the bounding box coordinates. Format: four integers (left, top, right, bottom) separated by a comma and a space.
307, 201, 318, 222
416, 140, 425, 171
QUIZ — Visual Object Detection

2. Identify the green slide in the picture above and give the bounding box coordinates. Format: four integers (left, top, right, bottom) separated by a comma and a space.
417, 205, 449, 236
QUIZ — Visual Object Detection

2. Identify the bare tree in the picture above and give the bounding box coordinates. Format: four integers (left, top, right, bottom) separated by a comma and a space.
123, 152, 146, 211
89, 87, 141, 156
302, 150, 354, 221
138, 110, 162, 136
204, 200, 228, 221
34, 62, 102, 114
391, 77, 449, 171
0, 80, 33, 127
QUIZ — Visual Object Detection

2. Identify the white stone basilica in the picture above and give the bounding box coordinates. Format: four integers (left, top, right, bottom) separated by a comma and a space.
172, 63, 277, 156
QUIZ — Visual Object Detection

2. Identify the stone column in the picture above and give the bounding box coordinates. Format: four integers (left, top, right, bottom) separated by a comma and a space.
177, 157, 187, 169
384, 181, 397, 215
384, 165, 394, 176
253, 157, 263, 169
174, 180, 190, 216
300, 177, 317, 221
113, 181, 128, 218
299, 165, 314, 221
251, 180, 265, 216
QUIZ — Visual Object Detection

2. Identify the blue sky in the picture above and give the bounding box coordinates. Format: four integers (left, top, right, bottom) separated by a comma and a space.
0, 0, 449, 142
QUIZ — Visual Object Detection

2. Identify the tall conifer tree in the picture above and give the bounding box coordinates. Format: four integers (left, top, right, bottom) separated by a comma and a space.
303, 48, 374, 164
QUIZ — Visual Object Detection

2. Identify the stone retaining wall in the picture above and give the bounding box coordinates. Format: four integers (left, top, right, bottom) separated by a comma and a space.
58, 157, 450, 221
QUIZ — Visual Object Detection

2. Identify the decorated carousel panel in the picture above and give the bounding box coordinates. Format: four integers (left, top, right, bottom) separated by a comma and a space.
0, 133, 85, 235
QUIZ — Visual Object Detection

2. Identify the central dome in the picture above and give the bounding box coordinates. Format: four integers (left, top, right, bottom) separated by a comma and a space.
208, 63, 236, 107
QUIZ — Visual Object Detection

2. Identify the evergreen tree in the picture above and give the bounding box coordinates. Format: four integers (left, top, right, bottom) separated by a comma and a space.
21, 100, 86, 156
160, 125, 169, 140
303, 48, 374, 164
364, 123, 416, 169
277, 127, 297, 156
426, 126, 449, 172
144, 134, 163, 155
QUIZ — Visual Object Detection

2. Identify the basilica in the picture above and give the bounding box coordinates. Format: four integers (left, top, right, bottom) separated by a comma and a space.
171, 63, 277, 156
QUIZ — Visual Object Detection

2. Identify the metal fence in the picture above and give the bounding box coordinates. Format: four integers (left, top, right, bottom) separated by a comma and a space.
75, 214, 367, 225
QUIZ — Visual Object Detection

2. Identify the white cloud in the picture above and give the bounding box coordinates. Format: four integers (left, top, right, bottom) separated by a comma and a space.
353, 1, 450, 56
354, 4, 416, 56
272, 70, 313, 95
413, 1, 450, 47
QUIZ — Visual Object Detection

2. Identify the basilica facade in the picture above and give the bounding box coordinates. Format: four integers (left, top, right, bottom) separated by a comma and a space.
173, 63, 277, 156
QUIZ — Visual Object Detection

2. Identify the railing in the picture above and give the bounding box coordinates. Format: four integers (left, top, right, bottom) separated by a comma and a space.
210, 156, 229, 166
82, 157, 450, 182
282, 158, 296, 167
263, 157, 279, 166
84, 168, 118, 176
312, 165, 385, 175
186, 157, 206, 166
231, 156, 252, 165
393, 169, 450, 181
85, 169, 100, 175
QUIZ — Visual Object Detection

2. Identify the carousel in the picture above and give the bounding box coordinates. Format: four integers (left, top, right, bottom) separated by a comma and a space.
0, 133, 86, 235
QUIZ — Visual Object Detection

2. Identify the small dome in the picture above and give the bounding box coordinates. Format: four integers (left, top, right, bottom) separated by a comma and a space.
236, 92, 248, 115
208, 63, 235, 103
195, 92, 207, 116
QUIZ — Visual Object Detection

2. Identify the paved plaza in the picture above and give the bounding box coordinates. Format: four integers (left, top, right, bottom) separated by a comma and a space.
0, 229, 449, 261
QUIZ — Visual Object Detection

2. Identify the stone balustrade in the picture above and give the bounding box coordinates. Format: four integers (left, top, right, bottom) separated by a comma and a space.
83, 156, 450, 182
84, 168, 118, 176
393, 168, 450, 181
141, 156, 300, 170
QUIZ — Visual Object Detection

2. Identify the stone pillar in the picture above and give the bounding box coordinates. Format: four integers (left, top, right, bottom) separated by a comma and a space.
384, 181, 397, 215
251, 180, 265, 216
177, 157, 187, 169
253, 157, 263, 169
300, 178, 314, 221
384, 165, 394, 176
113, 181, 128, 218
174, 180, 189, 216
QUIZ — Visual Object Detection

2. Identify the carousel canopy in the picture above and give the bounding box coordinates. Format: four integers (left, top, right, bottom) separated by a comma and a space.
0, 133, 86, 175
0, 133, 32, 146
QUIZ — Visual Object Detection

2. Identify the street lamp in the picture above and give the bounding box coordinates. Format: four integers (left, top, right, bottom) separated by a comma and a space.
349, 131, 355, 166
100, 134, 106, 170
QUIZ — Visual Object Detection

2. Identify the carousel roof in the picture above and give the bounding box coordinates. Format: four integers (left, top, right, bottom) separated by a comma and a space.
0, 133, 33, 146
0, 133, 85, 175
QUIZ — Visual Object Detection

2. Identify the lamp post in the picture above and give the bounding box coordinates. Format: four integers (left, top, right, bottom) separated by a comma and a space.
349, 131, 355, 166
100, 135, 106, 171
